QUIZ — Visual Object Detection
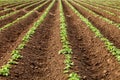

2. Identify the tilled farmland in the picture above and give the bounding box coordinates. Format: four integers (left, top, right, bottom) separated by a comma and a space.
0, 0, 120, 80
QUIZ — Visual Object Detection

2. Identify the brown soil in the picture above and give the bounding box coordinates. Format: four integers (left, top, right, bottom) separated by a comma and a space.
0, 1, 34, 10
0, 9, 14, 16
0, 1, 68, 80
6, 3, 25, 8
6, 1, 33, 8
63, 1, 120, 80
0, 4, 10, 7
36, 1, 51, 13
0, 10, 26, 28
0, 1, 30, 10
25, 1, 46, 11
0, 0, 120, 80
0, 2, 50, 69
76, 1, 120, 23
69, 1, 120, 49
0, 11, 39, 67
0, 7, 4, 11
0, 4, 15, 10
0, 1, 49, 28
3, 1, 34, 10
15, 1, 38, 10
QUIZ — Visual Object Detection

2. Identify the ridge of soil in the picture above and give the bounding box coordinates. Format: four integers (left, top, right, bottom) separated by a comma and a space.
6, 2, 27, 8
36, 1, 52, 12
0, 9, 14, 17
0, 10, 26, 28
25, 1, 46, 11
15, 1, 38, 10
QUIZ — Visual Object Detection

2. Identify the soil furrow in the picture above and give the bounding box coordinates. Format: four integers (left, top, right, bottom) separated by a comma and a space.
63, 1, 120, 80
0, 10, 26, 28
0, 1, 68, 80
36, 1, 51, 12
15, 1, 39, 10
25, 1, 46, 11
0, 2, 23, 11
0, 1, 35, 16
0, 9, 14, 16
69, 1, 120, 49
0, 6, 3, 10
0, 4, 10, 8
1, 1, 27, 9
6, 2, 28, 8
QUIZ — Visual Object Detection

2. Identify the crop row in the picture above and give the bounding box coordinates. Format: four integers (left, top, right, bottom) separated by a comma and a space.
0, 3, 33, 20
0, 10, 19, 20
0, 0, 43, 17
75, 0, 120, 21
91, 0, 120, 10
5, 1, 27, 9
0, 1, 49, 31
59, 0, 80, 80
4, 0, 40, 9
82, 0, 120, 16
0, 0, 55, 76
0, 0, 37, 15
14, 0, 39, 10
0, 0, 45, 21
77, 1, 120, 23
2, 3, 22, 9
67, 0, 120, 62
97, 2, 120, 10
0, 0, 33, 8
70, 1, 120, 48
72, 1, 120, 30
79, 1, 115, 16
23, 0, 45, 11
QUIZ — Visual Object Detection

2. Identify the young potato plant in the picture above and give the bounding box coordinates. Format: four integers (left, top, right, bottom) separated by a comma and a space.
64, 54, 73, 73
0, 0, 55, 76
59, 0, 80, 80
0, 64, 10, 76
66, 0, 120, 61
69, 72, 81, 80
